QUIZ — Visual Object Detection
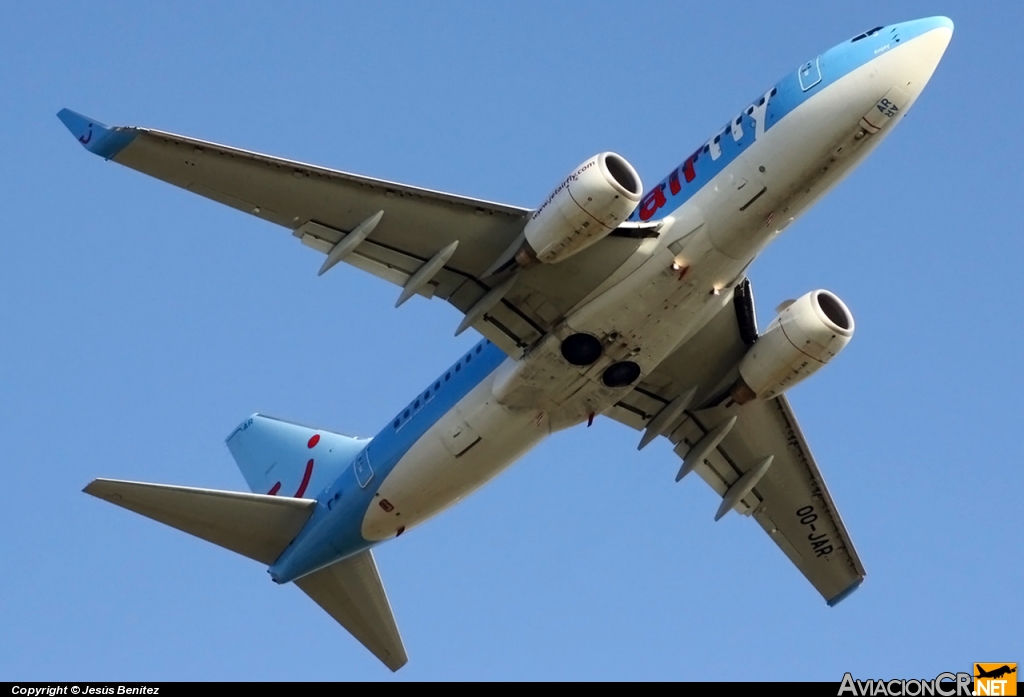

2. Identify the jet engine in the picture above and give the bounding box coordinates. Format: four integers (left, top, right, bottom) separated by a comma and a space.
517, 152, 642, 265
731, 290, 854, 403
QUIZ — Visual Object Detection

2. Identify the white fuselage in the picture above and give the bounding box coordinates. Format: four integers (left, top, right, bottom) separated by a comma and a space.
361, 24, 952, 542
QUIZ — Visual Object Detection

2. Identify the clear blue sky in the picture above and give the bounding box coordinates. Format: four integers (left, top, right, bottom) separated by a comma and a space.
2, 1, 1021, 681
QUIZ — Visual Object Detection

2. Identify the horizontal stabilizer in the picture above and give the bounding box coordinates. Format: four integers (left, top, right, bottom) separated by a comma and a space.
295, 550, 408, 671
83, 479, 316, 565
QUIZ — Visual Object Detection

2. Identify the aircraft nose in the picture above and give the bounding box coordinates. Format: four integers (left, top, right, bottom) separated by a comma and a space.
894, 17, 954, 90
899, 15, 954, 37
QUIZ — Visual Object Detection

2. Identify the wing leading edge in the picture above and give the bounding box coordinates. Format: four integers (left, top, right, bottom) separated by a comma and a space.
606, 282, 866, 605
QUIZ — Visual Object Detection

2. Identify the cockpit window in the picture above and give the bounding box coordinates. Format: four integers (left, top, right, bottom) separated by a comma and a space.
851, 26, 884, 42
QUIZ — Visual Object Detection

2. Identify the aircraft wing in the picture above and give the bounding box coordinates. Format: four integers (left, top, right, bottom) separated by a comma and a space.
59, 109, 650, 357
605, 281, 866, 605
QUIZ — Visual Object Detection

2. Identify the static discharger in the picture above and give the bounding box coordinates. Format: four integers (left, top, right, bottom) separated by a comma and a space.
715, 455, 774, 521
396, 241, 459, 308
318, 210, 384, 276
638, 386, 697, 450
675, 416, 738, 482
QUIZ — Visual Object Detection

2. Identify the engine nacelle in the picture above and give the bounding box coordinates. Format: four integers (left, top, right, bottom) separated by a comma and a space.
731, 290, 854, 403
518, 152, 642, 265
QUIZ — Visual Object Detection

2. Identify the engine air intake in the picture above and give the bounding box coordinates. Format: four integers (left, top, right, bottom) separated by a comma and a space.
603, 153, 642, 196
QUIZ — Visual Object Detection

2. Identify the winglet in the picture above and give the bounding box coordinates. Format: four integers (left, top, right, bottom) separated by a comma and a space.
57, 109, 137, 159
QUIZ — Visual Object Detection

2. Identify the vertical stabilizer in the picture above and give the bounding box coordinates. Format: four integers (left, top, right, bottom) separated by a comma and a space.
295, 550, 408, 671
226, 414, 368, 498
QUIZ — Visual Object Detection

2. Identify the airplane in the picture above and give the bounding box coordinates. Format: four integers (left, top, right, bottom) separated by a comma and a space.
976, 666, 1017, 680
63, 16, 953, 672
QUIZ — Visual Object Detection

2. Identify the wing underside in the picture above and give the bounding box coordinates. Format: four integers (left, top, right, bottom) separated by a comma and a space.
60, 110, 649, 357
606, 283, 866, 604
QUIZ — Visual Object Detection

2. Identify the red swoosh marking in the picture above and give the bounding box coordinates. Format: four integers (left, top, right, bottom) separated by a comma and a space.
293, 459, 314, 498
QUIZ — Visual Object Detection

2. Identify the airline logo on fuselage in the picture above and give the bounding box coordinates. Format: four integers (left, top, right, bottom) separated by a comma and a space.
634, 86, 777, 222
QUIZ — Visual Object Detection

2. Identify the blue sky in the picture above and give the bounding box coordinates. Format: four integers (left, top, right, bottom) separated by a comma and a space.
2, 1, 1021, 681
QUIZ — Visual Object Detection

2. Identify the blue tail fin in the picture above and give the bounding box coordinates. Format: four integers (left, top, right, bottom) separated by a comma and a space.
225, 414, 368, 499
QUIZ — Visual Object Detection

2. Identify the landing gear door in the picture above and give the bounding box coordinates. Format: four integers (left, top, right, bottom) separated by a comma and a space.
798, 57, 822, 91
353, 449, 373, 488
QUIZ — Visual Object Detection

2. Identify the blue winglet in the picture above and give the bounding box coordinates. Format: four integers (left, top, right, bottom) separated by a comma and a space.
57, 109, 137, 160
826, 578, 864, 607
